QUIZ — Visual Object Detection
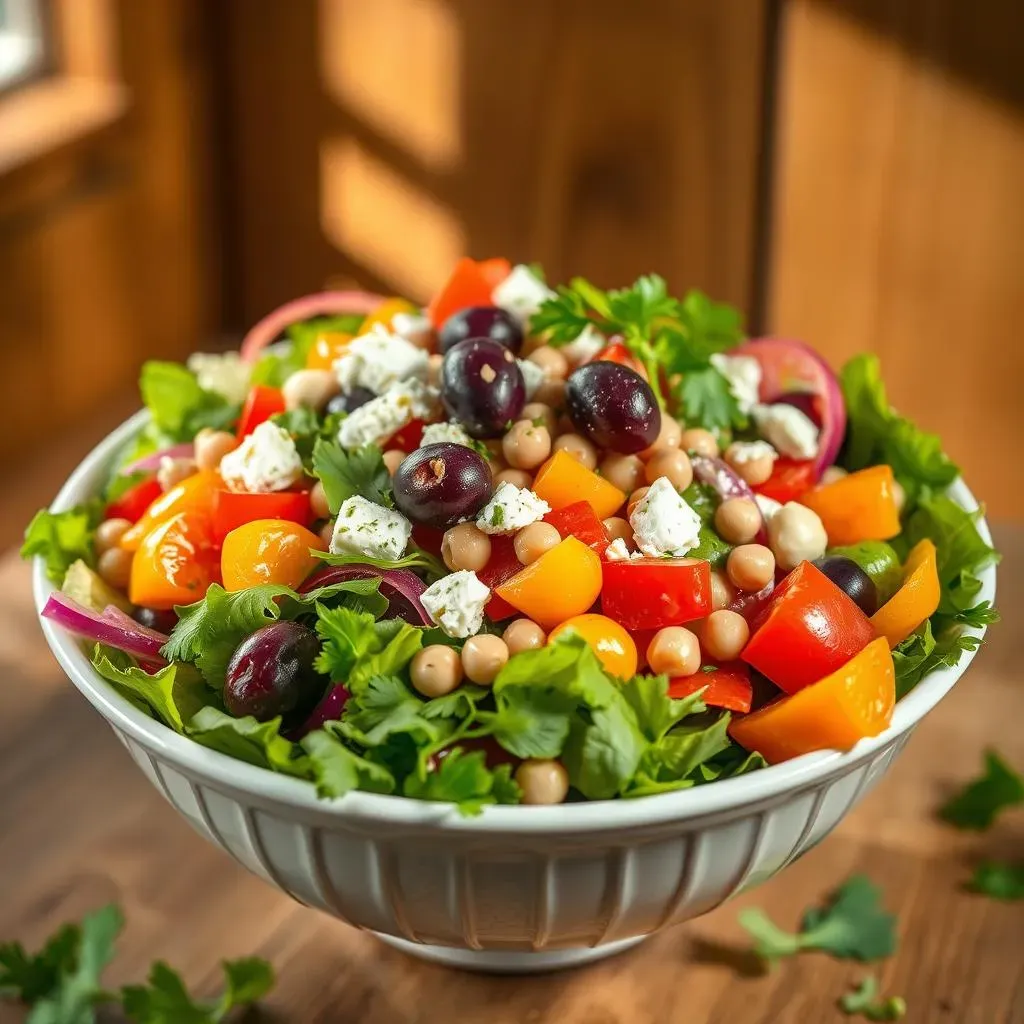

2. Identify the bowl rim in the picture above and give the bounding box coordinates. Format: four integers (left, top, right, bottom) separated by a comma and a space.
32, 410, 997, 834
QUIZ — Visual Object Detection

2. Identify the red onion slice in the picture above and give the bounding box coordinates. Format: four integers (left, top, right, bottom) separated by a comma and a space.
42, 593, 168, 660
287, 684, 350, 741
240, 291, 387, 363
728, 580, 775, 622
101, 604, 170, 645
300, 565, 431, 626
689, 454, 768, 546
119, 443, 194, 477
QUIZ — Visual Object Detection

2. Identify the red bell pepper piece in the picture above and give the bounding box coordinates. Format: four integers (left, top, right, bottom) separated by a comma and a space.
589, 341, 647, 380
477, 535, 522, 621
742, 560, 877, 695
426, 257, 508, 330
601, 557, 711, 631
543, 501, 609, 556
668, 664, 754, 713
212, 489, 311, 543
477, 258, 512, 291
388, 418, 427, 453
755, 457, 816, 504
105, 475, 163, 524
236, 385, 286, 439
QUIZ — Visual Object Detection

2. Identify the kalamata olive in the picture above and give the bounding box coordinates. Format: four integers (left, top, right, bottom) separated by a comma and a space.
565, 362, 661, 454
438, 306, 523, 355
326, 386, 375, 417
813, 555, 878, 615
440, 338, 526, 438
224, 621, 325, 722
393, 442, 493, 528
133, 606, 178, 634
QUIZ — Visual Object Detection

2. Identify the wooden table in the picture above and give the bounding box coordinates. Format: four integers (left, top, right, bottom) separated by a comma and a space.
1, 534, 1021, 1024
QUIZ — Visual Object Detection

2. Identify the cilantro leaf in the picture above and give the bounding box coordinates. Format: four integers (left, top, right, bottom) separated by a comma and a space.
301, 727, 396, 799
939, 750, 1024, 830
403, 748, 517, 816
250, 313, 365, 387
892, 620, 984, 698
530, 285, 596, 345
695, 746, 768, 782
673, 364, 742, 434
312, 437, 394, 512
0, 925, 81, 1003
966, 862, 1024, 901
339, 674, 447, 747
619, 675, 702, 743
139, 361, 238, 441
91, 645, 209, 734
314, 607, 422, 691
838, 977, 907, 1021
626, 714, 732, 798
739, 875, 897, 962
21, 504, 102, 584
187, 707, 309, 777
489, 684, 575, 759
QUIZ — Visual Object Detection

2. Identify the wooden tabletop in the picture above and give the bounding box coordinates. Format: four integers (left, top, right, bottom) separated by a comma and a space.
1, 532, 1021, 1024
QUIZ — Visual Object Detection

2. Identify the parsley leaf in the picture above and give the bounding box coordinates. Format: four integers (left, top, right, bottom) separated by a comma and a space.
403, 748, 519, 816
312, 437, 394, 512
187, 707, 309, 777
301, 727, 396, 799
139, 361, 238, 441
339, 674, 447, 747
739, 875, 897, 963
939, 750, 1024, 830
966, 862, 1024, 901
892, 620, 984, 698
0, 924, 81, 1004
21, 504, 102, 583
838, 977, 907, 1021
674, 364, 742, 434
314, 607, 422, 691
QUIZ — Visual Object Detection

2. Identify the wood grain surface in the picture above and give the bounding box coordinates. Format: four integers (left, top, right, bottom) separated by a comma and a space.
0, 533, 1021, 1023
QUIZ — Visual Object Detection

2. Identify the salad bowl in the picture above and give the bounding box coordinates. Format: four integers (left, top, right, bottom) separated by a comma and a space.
32, 410, 996, 973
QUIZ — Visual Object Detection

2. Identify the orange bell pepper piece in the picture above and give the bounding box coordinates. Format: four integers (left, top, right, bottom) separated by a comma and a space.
870, 539, 940, 648
532, 450, 626, 521
798, 465, 900, 546
357, 297, 420, 336
729, 636, 895, 764
129, 512, 218, 610
119, 470, 219, 552
495, 536, 602, 630
426, 257, 509, 329
548, 613, 638, 679
306, 331, 354, 369
221, 519, 323, 592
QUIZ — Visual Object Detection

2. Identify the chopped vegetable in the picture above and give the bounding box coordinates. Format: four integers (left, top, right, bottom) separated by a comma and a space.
966, 862, 1024, 901
799, 465, 901, 547
870, 539, 940, 648
21, 504, 102, 584
601, 557, 712, 631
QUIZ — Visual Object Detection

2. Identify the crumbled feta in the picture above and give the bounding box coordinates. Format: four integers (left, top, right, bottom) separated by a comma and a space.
187, 351, 251, 404
420, 420, 473, 449
754, 494, 783, 521
560, 325, 605, 366
604, 538, 641, 561
517, 358, 546, 400
330, 496, 412, 562
752, 402, 819, 459
729, 440, 778, 466
492, 265, 555, 325
710, 353, 762, 416
336, 379, 439, 450
220, 421, 304, 493
390, 311, 433, 349
420, 570, 490, 638
476, 482, 550, 535
333, 323, 429, 395
629, 477, 702, 558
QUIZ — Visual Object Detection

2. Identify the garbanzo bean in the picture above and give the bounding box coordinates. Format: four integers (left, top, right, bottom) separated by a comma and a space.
702, 609, 750, 662
644, 449, 693, 490
461, 634, 510, 685
646, 626, 701, 677
502, 420, 552, 470
513, 522, 561, 565
503, 618, 546, 654
515, 759, 570, 805
441, 522, 492, 573
410, 645, 464, 698
727, 544, 775, 592
714, 497, 762, 545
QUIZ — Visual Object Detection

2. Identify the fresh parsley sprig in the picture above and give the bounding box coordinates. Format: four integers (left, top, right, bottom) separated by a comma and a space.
839, 977, 907, 1021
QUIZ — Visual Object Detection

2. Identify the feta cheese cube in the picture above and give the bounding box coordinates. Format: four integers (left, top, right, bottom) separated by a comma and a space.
220, 421, 304, 493
629, 477, 702, 557
604, 538, 641, 561
517, 358, 546, 400
333, 323, 429, 395
492, 265, 555, 325
420, 420, 474, 449
330, 496, 412, 561
336, 379, 439, 450
420, 570, 490, 638
752, 402, 819, 459
390, 311, 433, 349
729, 439, 778, 466
560, 325, 605, 367
710, 353, 762, 416
476, 481, 550, 535
187, 351, 251, 404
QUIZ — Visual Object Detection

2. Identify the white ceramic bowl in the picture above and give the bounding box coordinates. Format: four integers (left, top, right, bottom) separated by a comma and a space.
33, 412, 997, 972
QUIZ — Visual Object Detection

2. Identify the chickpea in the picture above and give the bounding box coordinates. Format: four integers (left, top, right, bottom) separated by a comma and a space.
310, 481, 331, 520
600, 453, 645, 493
527, 346, 569, 380
640, 415, 682, 459
709, 569, 736, 611
727, 544, 776, 592
157, 456, 197, 492
534, 379, 566, 409
767, 502, 827, 572
461, 634, 510, 685
97, 548, 133, 590
319, 519, 335, 549
494, 468, 533, 489
94, 517, 132, 554
283, 368, 339, 411
502, 420, 552, 470
383, 450, 406, 475
410, 645, 464, 698
627, 486, 650, 518
602, 517, 633, 546
644, 449, 693, 490
521, 402, 557, 436
513, 522, 560, 566
515, 759, 570, 805
427, 353, 443, 386
724, 441, 776, 487
680, 428, 720, 458
820, 465, 848, 486
503, 618, 547, 654
714, 498, 762, 545
441, 522, 492, 573
702, 609, 750, 662
554, 433, 598, 471
194, 428, 236, 471
646, 627, 701, 677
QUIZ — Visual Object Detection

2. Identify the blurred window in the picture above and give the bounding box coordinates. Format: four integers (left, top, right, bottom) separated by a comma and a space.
0, 0, 46, 92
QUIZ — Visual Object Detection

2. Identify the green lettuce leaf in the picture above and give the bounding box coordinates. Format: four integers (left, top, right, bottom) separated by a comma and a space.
402, 749, 520, 816
301, 727, 396, 799
139, 361, 238, 441
187, 707, 309, 777
21, 504, 102, 583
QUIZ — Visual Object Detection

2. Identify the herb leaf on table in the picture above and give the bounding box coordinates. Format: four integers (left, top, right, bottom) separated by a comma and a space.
966, 862, 1024, 901
838, 976, 907, 1021
939, 750, 1024, 830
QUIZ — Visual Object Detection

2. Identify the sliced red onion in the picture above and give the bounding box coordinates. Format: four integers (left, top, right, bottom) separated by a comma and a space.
300, 565, 431, 626
728, 579, 775, 622
101, 604, 170, 645
240, 291, 387, 363
119, 443, 193, 477
689, 454, 768, 546
42, 593, 168, 660
287, 684, 350, 741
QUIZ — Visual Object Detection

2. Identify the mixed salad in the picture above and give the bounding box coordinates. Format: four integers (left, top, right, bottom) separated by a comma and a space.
23, 257, 999, 812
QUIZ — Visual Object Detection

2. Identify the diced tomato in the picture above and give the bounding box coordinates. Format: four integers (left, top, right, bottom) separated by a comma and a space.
237, 385, 286, 439
388, 418, 426, 453
589, 341, 647, 380
742, 561, 877, 695
105, 475, 163, 524
601, 557, 711, 631
668, 664, 754, 713
427, 257, 505, 330
213, 489, 311, 543
755, 457, 816, 504
477, 535, 523, 621
543, 501, 609, 556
